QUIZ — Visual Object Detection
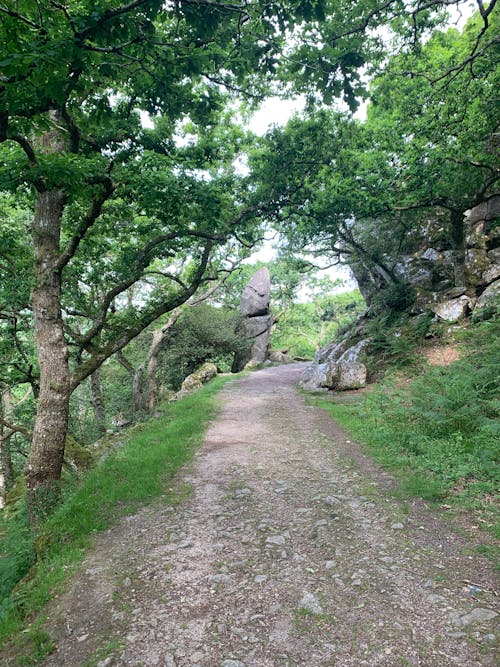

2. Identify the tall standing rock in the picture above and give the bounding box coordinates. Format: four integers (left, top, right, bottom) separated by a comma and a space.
232, 267, 273, 372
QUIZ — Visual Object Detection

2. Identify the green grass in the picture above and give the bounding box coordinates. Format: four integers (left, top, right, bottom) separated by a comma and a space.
309, 320, 500, 542
0, 375, 231, 661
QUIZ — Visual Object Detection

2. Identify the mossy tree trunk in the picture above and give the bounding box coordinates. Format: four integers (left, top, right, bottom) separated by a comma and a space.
24, 188, 70, 524
89, 370, 106, 437
147, 311, 181, 411
0, 388, 15, 508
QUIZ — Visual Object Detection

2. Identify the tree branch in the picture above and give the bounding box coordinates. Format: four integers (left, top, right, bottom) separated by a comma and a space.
9, 134, 38, 165
0, 417, 32, 441
55, 176, 114, 273
70, 240, 214, 389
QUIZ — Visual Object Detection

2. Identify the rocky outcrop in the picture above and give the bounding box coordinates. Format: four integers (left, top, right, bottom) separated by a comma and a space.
301, 198, 498, 392
232, 267, 273, 372
348, 195, 499, 322
300, 338, 370, 392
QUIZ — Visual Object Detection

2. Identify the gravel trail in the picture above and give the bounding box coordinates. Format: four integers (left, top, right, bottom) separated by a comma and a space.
40, 364, 498, 666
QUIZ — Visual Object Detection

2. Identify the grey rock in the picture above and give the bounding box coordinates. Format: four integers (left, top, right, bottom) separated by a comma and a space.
337, 338, 371, 364
334, 361, 367, 390
179, 538, 193, 548
391, 522, 404, 530
254, 574, 268, 583
476, 278, 500, 309
315, 338, 350, 364
234, 488, 251, 497
232, 268, 273, 370
266, 535, 286, 546
299, 362, 329, 390
299, 592, 323, 615
487, 247, 500, 265
482, 263, 500, 284
466, 195, 500, 224
222, 661, 246, 667
210, 573, 232, 585
421, 248, 442, 262
268, 350, 293, 364
240, 267, 270, 317
458, 608, 498, 627
97, 658, 114, 667
431, 295, 470, 322
426, 594, 447, 604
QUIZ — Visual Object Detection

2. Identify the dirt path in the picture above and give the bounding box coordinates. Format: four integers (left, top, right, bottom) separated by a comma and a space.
41, 364, 497, 666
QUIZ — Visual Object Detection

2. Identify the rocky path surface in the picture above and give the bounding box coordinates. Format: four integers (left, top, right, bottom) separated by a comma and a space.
42, 364, 497, 666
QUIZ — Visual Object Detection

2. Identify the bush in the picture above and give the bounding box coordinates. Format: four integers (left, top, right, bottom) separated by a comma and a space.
157, 305, 245, 390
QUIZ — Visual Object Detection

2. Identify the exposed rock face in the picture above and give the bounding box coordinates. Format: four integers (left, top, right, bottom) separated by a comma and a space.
348, 195, 500, 317
300, 338, 370, 392
232, 268, 273, 372
302, 198, 498, 393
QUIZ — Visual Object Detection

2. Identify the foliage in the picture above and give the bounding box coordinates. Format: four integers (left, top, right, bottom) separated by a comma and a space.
0, 375, 231, 655
156, 305, 244, 390
271, 288, 365, 358
254, 10, 499, 309
315, 320, 500, 534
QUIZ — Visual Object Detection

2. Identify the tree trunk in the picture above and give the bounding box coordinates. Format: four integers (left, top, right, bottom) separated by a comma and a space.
146, 311, 181, 411
132, 363, 146, 414
0, 388, 15, 508
449, 208, 466, 288
24, 189, 70, 524
89, 370, 106, 437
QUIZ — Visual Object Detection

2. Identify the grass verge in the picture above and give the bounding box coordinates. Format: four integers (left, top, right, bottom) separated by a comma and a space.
307, 320, 499, 552
0, 374, 232, 662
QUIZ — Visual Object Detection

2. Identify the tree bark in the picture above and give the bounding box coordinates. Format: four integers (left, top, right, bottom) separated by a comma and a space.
89, 370, 106, 437
24, 189, 70, 524
133, 362, 146, 414
147, 311, 181, 411
0, 388, 15, 508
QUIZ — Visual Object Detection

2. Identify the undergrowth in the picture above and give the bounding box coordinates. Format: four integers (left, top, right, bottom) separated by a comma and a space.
313, 319, 500, 540
0, 375, 231, 662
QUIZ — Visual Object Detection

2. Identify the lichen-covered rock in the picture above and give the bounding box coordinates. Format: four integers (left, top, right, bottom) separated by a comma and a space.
195, 362, 218, 383
268, 349, 293, 363
465, 248, 491, 286
233, 269, 273, 371
431, 295, 471, 322
64, 434, 95, 471
179, 374, 203, 394
475, 278, 500, 309
177, 362, 218, 399
338, 338, 371, 364
301, 338, 369, 391
330, 361, 367, 390
299, 363, 329, 390
240, 267, 271, 317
